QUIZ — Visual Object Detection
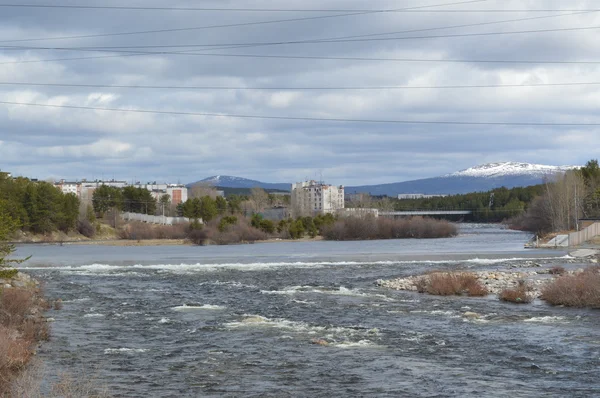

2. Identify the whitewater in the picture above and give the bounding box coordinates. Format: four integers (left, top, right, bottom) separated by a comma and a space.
16, 224, 600, 397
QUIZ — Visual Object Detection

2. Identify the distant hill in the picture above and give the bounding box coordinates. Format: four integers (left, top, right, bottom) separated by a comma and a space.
188, 175, 291, 192
189, 162, 579, 198
214, 186, 290, 196
346, 162, 578, 196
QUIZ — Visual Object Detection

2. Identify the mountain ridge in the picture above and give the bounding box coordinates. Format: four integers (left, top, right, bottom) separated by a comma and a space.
188, 162, 580, 196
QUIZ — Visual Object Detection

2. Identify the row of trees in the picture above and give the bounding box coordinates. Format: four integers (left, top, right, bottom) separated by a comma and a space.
92, 185, 159, 215
512, 160, 600, 233
348, 185, 545, 223
0, 175, 79, 234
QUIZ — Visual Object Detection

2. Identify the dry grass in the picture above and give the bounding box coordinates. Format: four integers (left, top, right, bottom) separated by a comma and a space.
0, 284, 51, 395
541, 267, 600, 308
323, 216, 458, 241
499, 282, 534, 304
189, 218, 267, 246
10, 361, 112, 398
416, 272, 488, 297
0, 326, 32, 392
119, 221, 188, 240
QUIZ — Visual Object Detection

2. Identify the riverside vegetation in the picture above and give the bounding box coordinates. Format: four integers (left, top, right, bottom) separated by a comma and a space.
379, 264, 600, 309
0, 198, 49, 395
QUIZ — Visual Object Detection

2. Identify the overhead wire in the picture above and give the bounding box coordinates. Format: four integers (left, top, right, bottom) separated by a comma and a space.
0, 100, 598, 127
2, 81, 600, 91
0, 9, 597, 66
2, 25, 599, 52
0, 4, 598, 13
0, 0, 486, 44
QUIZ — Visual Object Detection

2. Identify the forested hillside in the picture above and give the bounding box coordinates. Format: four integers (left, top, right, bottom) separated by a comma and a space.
392, 185, 546, 222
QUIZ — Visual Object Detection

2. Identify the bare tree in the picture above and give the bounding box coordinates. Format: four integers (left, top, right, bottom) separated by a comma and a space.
249, 187, 269, 213
543, 171, 585, 232
190, 182, 219, 199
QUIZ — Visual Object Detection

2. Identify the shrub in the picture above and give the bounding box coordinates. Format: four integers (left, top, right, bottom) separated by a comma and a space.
189, 218, 267, 245
0, 288, 34, 327
549, 266, 566, 275
323, 216, 457, 241
499, 282, 534, 304
541, 267, 600, 308
119, 221, 188, 240
218, 216, 238, 232
417, 272, 488, 297
0, 269, 18, 279
0, 285, 50, 395
0, 326, 31, 393
77, 219, 95, 238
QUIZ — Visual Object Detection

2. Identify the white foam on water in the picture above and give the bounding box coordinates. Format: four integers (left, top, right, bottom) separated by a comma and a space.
21, 256, 573, 275
172, 304, 226, 311
410, 310, 459, 318
104, 348, 148, 355
61, 297, 91, 303
224, 315, 381, 342
83, 313, 105, 318
523, 316, 568, 323
158, 317, 171, 324
330, 340, 382, 349
261, 286, 393, 301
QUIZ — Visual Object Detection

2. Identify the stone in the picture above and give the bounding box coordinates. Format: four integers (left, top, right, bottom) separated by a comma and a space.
311, 339, 329, 346
463, 312, 481, 319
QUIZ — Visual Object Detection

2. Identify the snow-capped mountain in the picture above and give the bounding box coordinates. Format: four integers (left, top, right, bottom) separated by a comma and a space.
346, 162, 580, 196
447, 162, 578, 178
188, 175, 291, 191
190, 162, 579, 197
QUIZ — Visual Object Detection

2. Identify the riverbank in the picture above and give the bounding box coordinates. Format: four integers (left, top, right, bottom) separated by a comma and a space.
0, 272, 52, 395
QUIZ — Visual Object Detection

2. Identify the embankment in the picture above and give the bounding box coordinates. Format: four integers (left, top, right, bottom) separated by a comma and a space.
0, 271, 52, 395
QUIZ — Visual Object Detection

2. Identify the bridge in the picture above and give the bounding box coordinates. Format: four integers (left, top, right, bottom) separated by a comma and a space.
379, 210, 472, 217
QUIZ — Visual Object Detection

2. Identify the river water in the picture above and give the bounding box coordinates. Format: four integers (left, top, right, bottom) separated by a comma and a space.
16, 225, 600, 397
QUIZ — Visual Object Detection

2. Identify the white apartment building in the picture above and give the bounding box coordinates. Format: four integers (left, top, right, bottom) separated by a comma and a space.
291, 180, 345, 216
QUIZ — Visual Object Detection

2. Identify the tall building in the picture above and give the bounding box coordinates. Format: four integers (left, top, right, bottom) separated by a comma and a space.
291, 180, 345, 216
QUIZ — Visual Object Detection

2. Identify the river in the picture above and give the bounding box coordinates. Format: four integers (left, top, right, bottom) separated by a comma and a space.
16, 224, 600, 397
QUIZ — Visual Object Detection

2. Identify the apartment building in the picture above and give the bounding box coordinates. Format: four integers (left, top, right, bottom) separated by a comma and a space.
291, 180, 345, 216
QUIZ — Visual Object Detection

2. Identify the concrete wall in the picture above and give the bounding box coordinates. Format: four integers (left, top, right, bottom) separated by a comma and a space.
122, 212, 194, 226
569, 222, 600, 246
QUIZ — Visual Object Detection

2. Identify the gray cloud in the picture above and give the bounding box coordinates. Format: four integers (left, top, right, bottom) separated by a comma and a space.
0, 0, 599, 185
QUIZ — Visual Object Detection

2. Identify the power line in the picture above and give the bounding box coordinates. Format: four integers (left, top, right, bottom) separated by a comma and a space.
0, 0, 484, 44
1, 100, 598, 126
0, 4, 597, 12
3, 25, 598, 52
0, 9, 594, 66
2, 81, 600, 90
2, 50, 598, 66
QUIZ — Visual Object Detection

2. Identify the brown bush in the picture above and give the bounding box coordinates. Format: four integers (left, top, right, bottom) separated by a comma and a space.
417, 272, 488, 297
191, 218, 268, 245
549, 266, 566, 275
323, 216, 457, 241
119, 221, 189, 240
0, 326, 31, 393
499, 282, 534, 304
0, 284, 52, 395
541, 267, 600, 308
0, 288, 34, 327
77, 219, 96, 238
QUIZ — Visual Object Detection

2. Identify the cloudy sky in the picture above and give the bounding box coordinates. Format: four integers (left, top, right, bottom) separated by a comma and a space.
0, 0, 599, 185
